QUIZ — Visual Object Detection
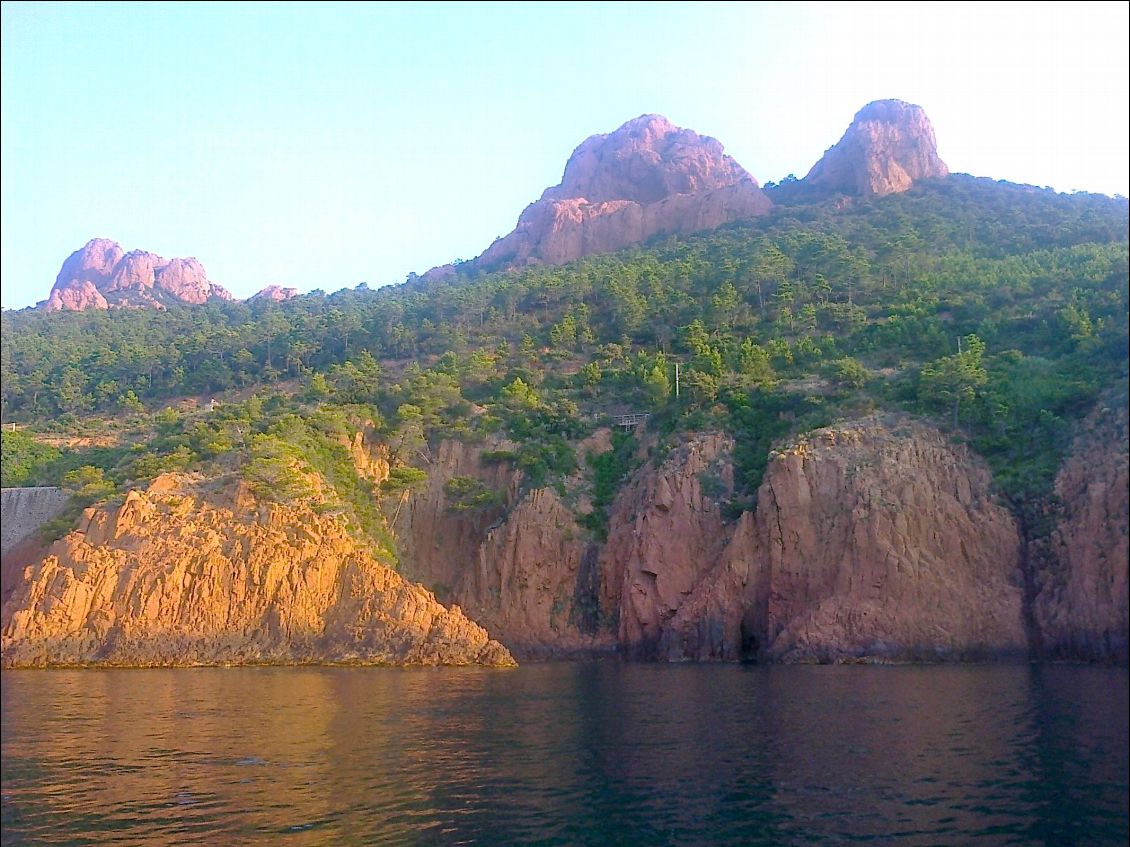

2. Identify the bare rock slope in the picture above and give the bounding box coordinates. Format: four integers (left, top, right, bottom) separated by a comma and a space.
0, 474, 514, 668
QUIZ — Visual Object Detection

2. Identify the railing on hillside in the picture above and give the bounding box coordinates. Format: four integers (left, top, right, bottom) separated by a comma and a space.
613, 413, 650, 431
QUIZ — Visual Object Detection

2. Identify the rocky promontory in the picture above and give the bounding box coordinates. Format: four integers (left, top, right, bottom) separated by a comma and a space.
0, 473, 514, 668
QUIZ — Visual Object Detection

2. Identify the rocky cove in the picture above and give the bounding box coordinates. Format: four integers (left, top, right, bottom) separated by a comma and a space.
3, 407, 1125, 669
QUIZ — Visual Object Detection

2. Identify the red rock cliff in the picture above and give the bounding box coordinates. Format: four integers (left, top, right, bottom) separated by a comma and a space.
601, 418, 1027, 662
598, 433, 736, 658
1035, 398, 1129, 660
750, 417, 1026, 661
394, 438, 614, 657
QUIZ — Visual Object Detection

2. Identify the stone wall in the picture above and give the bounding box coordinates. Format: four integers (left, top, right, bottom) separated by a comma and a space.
1, 487, 68, 556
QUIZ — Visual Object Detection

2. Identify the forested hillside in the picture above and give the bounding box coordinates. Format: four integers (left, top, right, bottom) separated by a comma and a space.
3, 175, 1127, 548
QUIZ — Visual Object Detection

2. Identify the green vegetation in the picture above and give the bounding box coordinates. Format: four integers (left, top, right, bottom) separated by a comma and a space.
579, 430, 642, 540
443, 476, 505, 513
2, 176, 1125, 550
1, 429, 60, 487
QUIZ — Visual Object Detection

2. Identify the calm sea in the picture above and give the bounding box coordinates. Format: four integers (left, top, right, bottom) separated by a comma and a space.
1, 663, 1127, 846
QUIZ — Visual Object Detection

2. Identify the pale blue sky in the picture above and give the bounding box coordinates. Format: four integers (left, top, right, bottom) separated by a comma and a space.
2, 1, 1127, 310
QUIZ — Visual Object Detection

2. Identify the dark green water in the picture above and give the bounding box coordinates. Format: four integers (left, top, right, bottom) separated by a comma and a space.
1, 663, 1127, 846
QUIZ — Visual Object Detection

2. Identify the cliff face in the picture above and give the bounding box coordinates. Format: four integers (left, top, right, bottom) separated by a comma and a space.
598, 434, 736, 658
395, 439, 521, 597
1035, 399, 1129, 660
599, 419, 1027, 662
6, 413, 1121, 667
0, 474, 514, 668
41, 239, 232, 311
395, 438, 613, 657
473, 115, 771, 270
803, 100, 949, 197
750, 418, 1026, 661
461, 487, 600, 655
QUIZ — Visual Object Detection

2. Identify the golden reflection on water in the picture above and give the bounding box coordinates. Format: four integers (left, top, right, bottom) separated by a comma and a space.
2, 664, 1127, 846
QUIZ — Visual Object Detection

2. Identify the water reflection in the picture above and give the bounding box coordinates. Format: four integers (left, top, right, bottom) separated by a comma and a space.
2, 664, 1127, 846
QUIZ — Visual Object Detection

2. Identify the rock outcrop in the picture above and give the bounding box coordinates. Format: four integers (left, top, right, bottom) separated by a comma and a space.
250, 285, 300, 302
598, 434, 736, 658
40, 239, 232, 311
395, 439, 521, 598
598, 418, 1027, 662
749, 418, 1026, 661
0, 474, 514, 668
461, 487, 600, 655
473, 114, 772, 269
1035, 398, 1129, 661
803, 99, 949, 197
394, 438, 613, 657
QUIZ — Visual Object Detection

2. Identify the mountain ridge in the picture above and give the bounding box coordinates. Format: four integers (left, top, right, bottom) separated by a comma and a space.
34, 99, 954, 309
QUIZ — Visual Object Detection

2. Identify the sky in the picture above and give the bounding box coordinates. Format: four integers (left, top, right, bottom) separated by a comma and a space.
1, 1, 1127, 310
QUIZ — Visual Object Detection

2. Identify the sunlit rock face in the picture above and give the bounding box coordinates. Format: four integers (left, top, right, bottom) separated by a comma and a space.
803, 99, 949, 197
250, 285, 300, 302
472, 114, 772, 269
0, 473, 515, 668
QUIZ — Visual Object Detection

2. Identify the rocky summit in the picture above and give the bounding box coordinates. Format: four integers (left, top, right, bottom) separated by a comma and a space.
249, 284, 301, 302
474, 114, 772, 269
41, 238, 231, 311
803, 99, 949, 197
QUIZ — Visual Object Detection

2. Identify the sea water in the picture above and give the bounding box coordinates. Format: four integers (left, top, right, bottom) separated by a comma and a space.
2, 663, 1127, 845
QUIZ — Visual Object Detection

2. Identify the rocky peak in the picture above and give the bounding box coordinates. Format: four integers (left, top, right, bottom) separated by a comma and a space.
250, 284, 300, 302
106, 250, 162, 292
156, 257, 226, 304
803, 99, 949, 197
544, 113, 755, 206
469, 115, 772, 270
40, 239, 230, 311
